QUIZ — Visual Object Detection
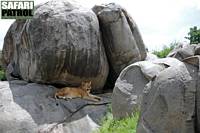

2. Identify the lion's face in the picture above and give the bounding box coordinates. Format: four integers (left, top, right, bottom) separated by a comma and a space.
81, 81, 92, 93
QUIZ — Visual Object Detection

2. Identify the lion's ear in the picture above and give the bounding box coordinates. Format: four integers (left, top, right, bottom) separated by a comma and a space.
81, 81, 85, 86
89, 81, 92, 85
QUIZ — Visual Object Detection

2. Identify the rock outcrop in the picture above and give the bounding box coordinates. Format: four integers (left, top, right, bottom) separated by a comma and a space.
2, 0, 109, 92
1, 0, 149, 132
112, 53, 199, 132
112, 58, 181, 119
137, 56, 198, 133
93, 3, 146, 81
0, 80, 111, 133
167, 43, 200, 60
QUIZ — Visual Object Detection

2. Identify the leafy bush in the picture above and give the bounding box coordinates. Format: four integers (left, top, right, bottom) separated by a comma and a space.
94, 105, 139, 133
185, 26, 200, 44
153, 42, 177, 58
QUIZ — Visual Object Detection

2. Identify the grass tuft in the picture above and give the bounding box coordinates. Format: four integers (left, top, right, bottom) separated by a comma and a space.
94, 108, 139, 133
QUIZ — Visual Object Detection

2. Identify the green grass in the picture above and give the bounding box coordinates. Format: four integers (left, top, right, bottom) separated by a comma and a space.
0, 70, 6, 81
94, 107, 139, 133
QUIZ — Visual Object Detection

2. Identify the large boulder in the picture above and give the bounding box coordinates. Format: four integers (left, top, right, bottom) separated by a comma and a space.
0, 80, 111, 132
92, 3, 146, 80
183, 56, 200, 132
2, 0, 109, 92
137, 57, 198, 133
112, 58, 181, 119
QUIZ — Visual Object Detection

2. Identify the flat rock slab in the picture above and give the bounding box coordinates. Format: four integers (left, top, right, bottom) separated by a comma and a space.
0, 80, 111, 133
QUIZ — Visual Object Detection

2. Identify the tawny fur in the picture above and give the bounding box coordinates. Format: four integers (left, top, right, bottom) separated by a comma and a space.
54, 81, 101, 102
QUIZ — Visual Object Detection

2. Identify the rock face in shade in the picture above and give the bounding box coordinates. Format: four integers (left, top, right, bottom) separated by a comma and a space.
2, 0, 109, 92
112, 58, 181, 119
0, 51, 2, 68
92, 3, 146, 80
137, 57, 198, 133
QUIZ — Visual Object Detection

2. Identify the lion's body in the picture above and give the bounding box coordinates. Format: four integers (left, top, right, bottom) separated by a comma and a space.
54, 81, 101, 102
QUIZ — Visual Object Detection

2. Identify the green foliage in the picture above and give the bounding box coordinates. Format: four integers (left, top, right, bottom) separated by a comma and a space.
153, 47, 172, 58
94, 105, 139, 133
0, 51, 6, 81
0, 70, 6, 81
153, 42, 177, 58
185, 26, 200, 44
